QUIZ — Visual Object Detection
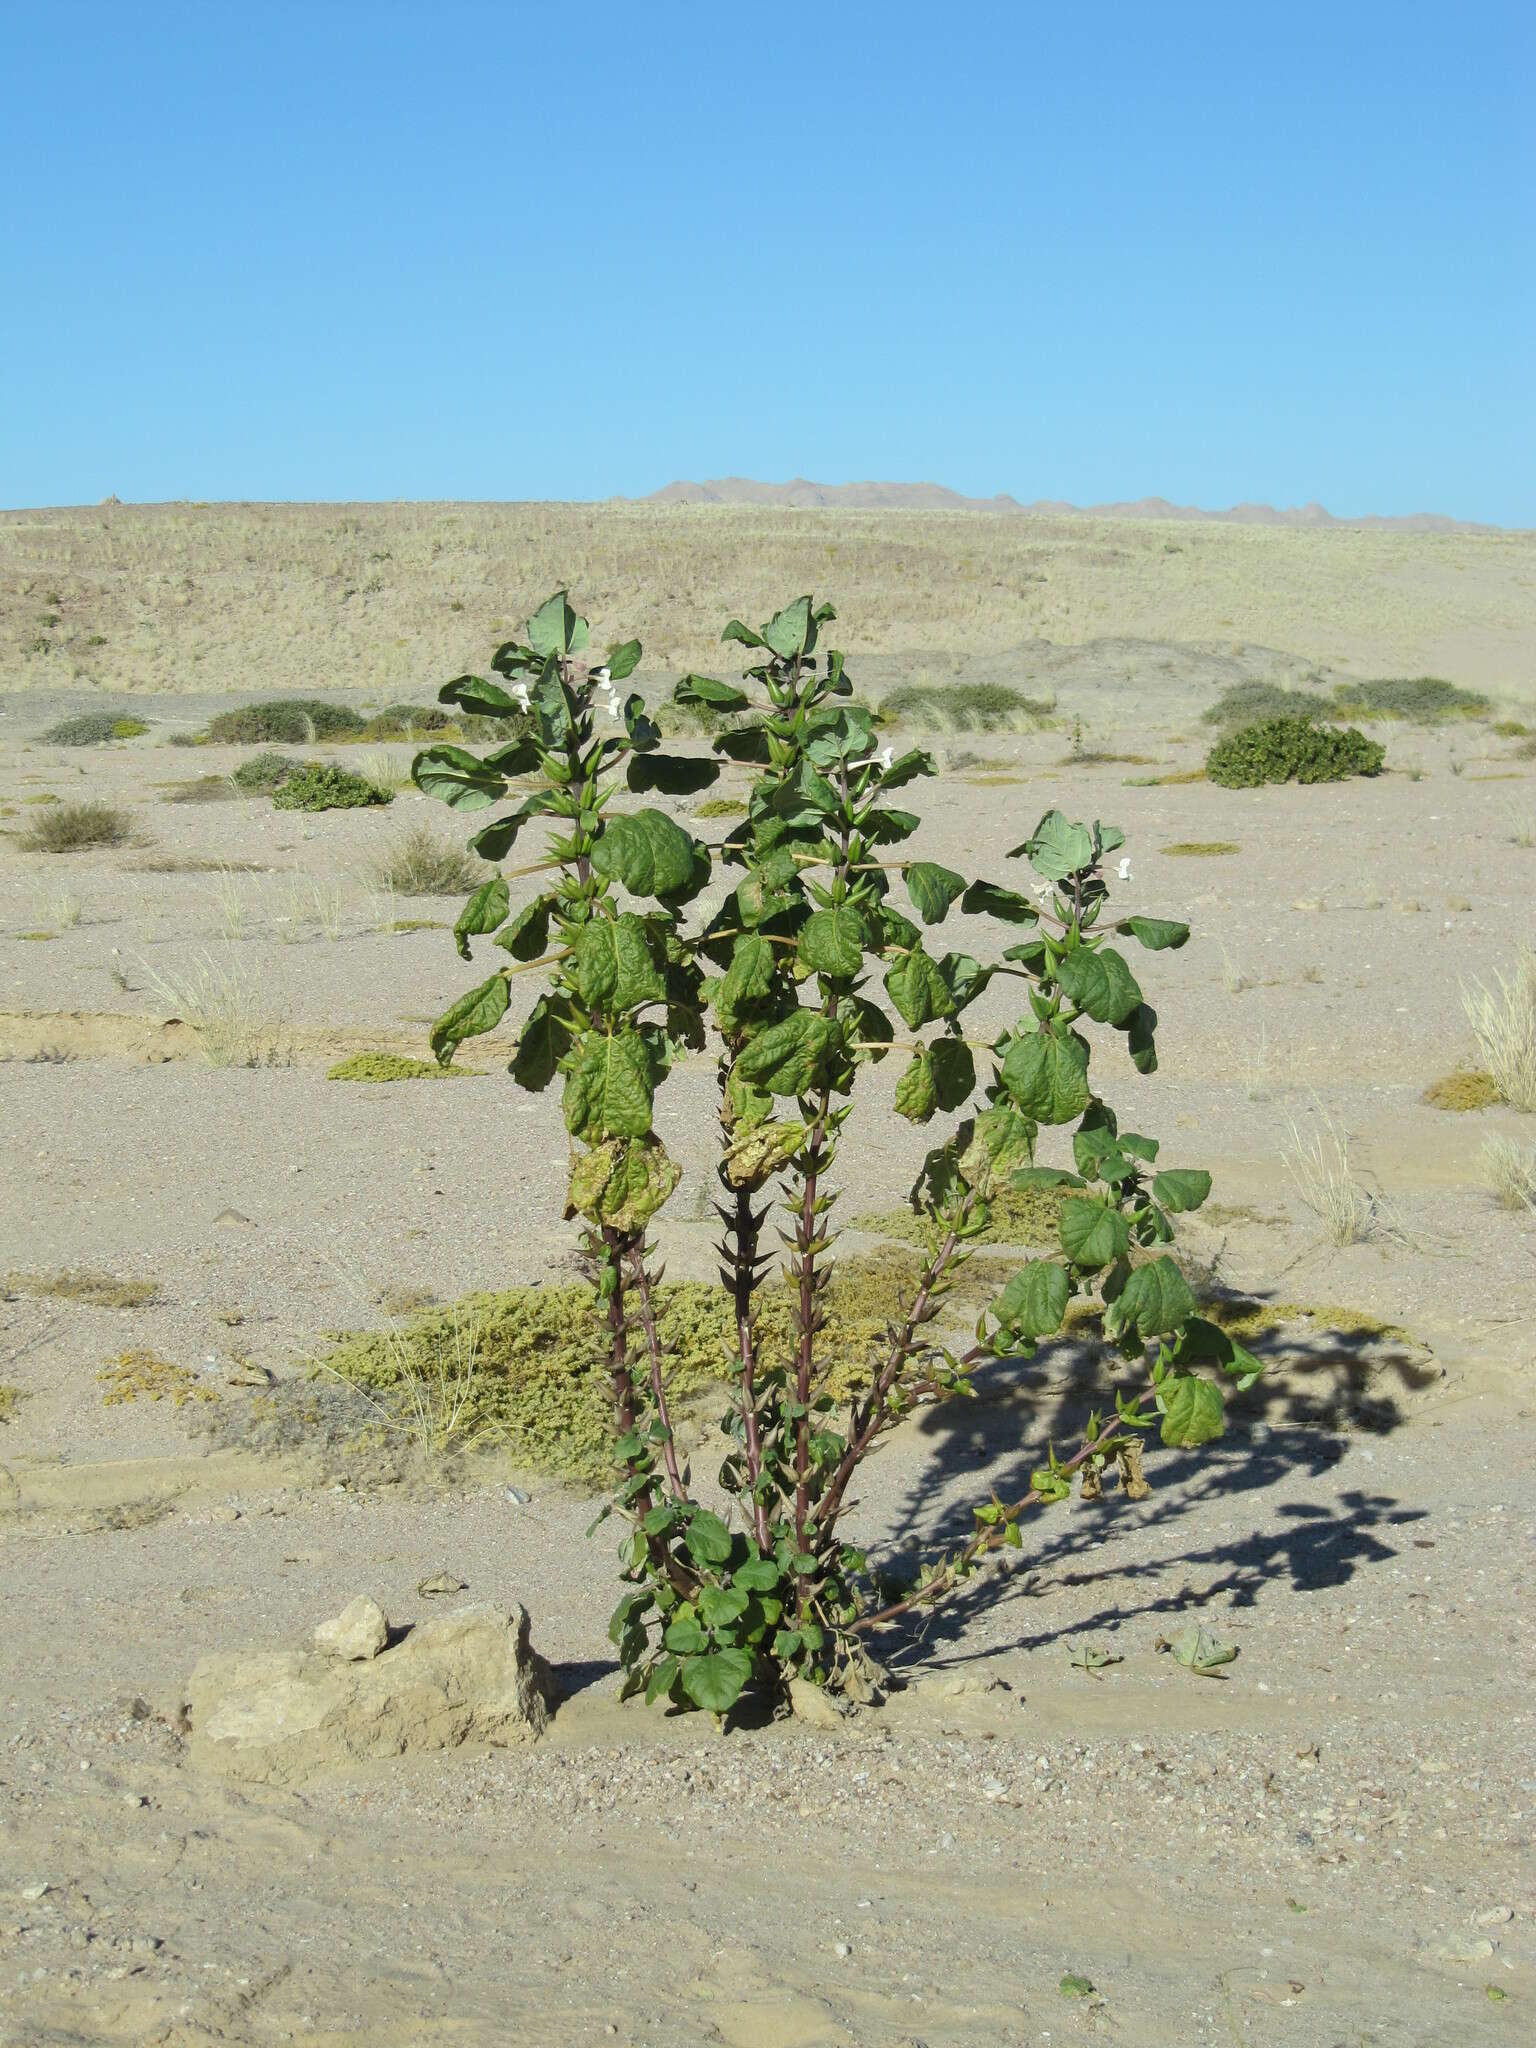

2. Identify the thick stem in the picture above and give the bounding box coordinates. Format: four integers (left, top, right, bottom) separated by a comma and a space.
625, 1243, 685, 1500
792, 1129, 824, 1551
728, 1181, 772, 1549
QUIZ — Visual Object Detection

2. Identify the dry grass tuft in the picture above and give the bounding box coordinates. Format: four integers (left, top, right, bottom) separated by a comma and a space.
1462, 946, 1536, 1112
371, 821, 485, 896
6, 1269, 159, 1308
1422, 1069, 1500, 1112
140, 951, 291, 1067
1283, 1111, 1375, 1244
22, 800, 133, 853
1481, 1134, 1536, 1212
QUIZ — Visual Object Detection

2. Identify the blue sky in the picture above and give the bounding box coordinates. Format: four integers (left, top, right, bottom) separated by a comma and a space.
3, 2, 1532, 521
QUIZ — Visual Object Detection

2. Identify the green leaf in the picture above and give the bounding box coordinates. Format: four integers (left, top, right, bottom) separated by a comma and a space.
684, 1510, 733, 1565
991, 1260, 1070, 1340
1126, 1002, 1159, 1074
1176, 1317, 1263, 1391
562, 1029, 655, 1139
1159, 1623, 1237, 1675
713, 933, 776, 1034
429, 972, 510, 1065
733, 1011, 842, 1097
798, 906, 865, 979
960, 1104, 1038, 1194
480, 734, 541, 777
1153, 1169, 1212, 1213
680, 1647, 753, 1713
1059, 1974, 1095, 1999
1103, 1256, 1195, 1344
437, 674, 521, 718
1058, 1198, 1131, 1268
905, 861, 967, 925
929, 1036, 976, 1109
468, 795, 547, 861
721, 617, 767, 650
961, 879, 1040, 925
453, 876, 509, 960
511, 993, 575, 1090
606, 638, 642, 682
592, 809, 707, 899
644, 1655, 680, 1705
675, 672, 749, 710
1158, 1373, 1226, 1447
1116, 915, 1190, 952
608, 1590, 653, 1645
698, 1585, 749, 1630
574, 914, 665, 1014
732, 1556, 781, 1592
885, 944, 956, 1029
877, 747, 936, 791
1001, 1027, 1090, 1125
893, 1048, 937, 1123
664, 1614, 707, 1655
527, 590, 587, 658
1055, 946, 1144, 1026
564, 1134, 680, 1231
412, 743, 507, 811
493, 894, 553, 961
1012, 809, 1094, 880
721, 1119, 805, 1190
937, 952, 991, 1012
761, 596, 813, 659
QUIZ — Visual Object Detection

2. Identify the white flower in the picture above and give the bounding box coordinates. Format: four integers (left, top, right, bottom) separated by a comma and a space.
602, 688, 623, 718
512, 682, 531, 712
1116, 856, 1132, 882
879, 745, 894, 771
1031, 880, 1052, 902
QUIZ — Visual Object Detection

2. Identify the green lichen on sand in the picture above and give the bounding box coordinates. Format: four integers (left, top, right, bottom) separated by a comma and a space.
326, 1052, 472, 1082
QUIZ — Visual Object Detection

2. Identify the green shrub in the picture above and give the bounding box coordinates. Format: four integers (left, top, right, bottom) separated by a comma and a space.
1206, 717, 1384, 789
359, 702, 458, 740
206, 699, 367, 745
1331, 676, 1489, 723
230, 750, 303, 794
879, 680, 1054, 732
21, 800, 133, 852
1201, 682, 1330, 727
271, 763, 392, 811
42, 712, 151, 746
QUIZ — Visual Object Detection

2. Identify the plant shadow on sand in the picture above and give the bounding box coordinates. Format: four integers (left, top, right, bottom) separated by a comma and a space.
865, 1293, 1441, 1673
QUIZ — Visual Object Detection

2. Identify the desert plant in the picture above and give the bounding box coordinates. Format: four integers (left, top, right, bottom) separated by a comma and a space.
206, 698, 366, 744
359, 702, 458, 739
879, 679, 1054, 733
1283, 1110, 1374, 1244
1206, 717, 1384, 789
21, 800, 132, 853
271, 762, 392, 811
410, 589, 1251, 1716
1330, 676, 1489, 723
1422, 1069, 1500, 1112
1480, 1134, 1536, 1211
372, 820, 485, 895
230, 750, 303, 794
1202, 681, 1330, 727
1462, 946, 1536, 1112
140, 951, 290, 1067
41, 712, 151, 745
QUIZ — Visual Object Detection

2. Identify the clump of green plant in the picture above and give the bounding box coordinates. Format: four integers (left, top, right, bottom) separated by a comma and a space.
271, 762, 392, 811
1462, 945, 1536, 1112
163, 775, 235, 804
1162, 840, 1240, 857
21, 800, 133, 853
0, 1385, 25, 1424
1202, 681, 1330, 727
694, 796, 749, 819
5, 1269, 159, 1308
98, 1349, 218, 1407
1480, 1134, 1536, 1211
410, 589, 1250, 1717
359, 702, 459, 740
326, 1051, 472, 1082
1206, 717, 1384, 789
230, 750, 303, 794
1422, 1069, 1500, 1112
206, 699, 367, 745
1331, 676, 1489, 723
879, 680, 1055, 733
41, 712, 151, 746
372, 820, 485, 894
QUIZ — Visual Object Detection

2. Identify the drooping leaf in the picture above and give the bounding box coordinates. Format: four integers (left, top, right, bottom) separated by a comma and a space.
437, 674, 521, 718
1153, 1168, 1212, 1213
1058, 1198, 1131, 1268
680, 1647, 753, 1713
798, 906, 864, 979
959, 1103, 1038, 1194
1116, 915, 1190, 952
493, 894, 553, 961
990, 1260, 1070, 1341
721, 1119, 805, 1190
467, 791, 553, 861
511, 993, 575, 1090
733, 1010, 842, 1096
929, 1036, 976, 1110
961, 879, 1040, 926
698, 1585, 749, 1630
1126, 1002, 1159, 1073
675, 671, 750, 710
721, 617, 767, 650
761, 596, 813, 659
684, 1509, 733, 1565
1011, 809, 1095, 880
1159, 1623, 1237, 1675
573, 914, 665, 1014
453, 876, 509, 960
1176, 1317, 1263, 1391
592, 809, 707, 899
714, 932, 778, 1035
480, 734, 542, 777
564, 1134, 680, 1231
905, 861, 967, 925
893, 1048, 938, 1123
885, 944, 956, 1029
1055, 946, 1143, 1026
1001, 1026, 1090, 1125
429, 971, 510, 1065
412, 743, 507, 811
937, 952, 991, 1012
1103, 1256, 1195, 1344
625, 753, 721, 800
561, 1029, 656, 1139
877, 747, 936, 791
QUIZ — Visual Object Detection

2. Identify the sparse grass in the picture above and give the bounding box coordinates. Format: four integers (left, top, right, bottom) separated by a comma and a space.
372, 821, 484, 895
163, 773, 236, 804
1481, 1134, 1536, 1212
39, 887, 82, 929
1162, 840, 1240, 857
230, 750, 302, 795
879, 680, 1055, 733
1510, 812, 1536, 849
327, 1051, 469, 1081
140, 951, 291, 1067
357, 747, 413, 793
21, 800, 133, 853
206, 698, 366, 745
271, 762, 392, 811
1202, 681, 1331, 727
1125, 766, 1207, 787
279, 876, 345, 942
1462, 946, 1536, 1111
98, 1349, 218, 1407
358, 702, 457, 740
212, 867, 249, 940
315, 1301, 486, 1455
1283, 1111, 1375, 1244
42, 712, 151, 745
1219, 946, 1248, 995
1423, 1070, 1500, 1112
0, 1385, 25, 1424
5, 1269, 159, 1308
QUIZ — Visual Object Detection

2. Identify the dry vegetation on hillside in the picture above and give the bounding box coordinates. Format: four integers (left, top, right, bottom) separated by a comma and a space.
3, 499, 1534, 705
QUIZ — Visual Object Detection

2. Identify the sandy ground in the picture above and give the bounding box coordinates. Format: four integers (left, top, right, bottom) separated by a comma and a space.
2, 678, 1535, 2046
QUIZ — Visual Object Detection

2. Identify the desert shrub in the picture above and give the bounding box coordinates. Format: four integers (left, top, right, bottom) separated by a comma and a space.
407, 587, 1243, 1718
1202, 681, 1329, 727
98, 1349, 217, 1407
372, 821, 483, 894
1422, 1070, 1499, 1112
271, 762, 392, 811
327, 1052, 470, 1082
21, 800, 132, 852
1206, 716, 1384, 789
1162, 840, 1240, 857
206, 698, 367, 745
163, 775, 235, 804
360, 702, 458, 740
1462, 946, 1536, 1112
879, 679, 1054, 732
5, 1269, 158, 1308
1481, 1134, 1536, 1211
42, 712, 151, 745
1330, 676, 1489, 723
230, 750, 302, 794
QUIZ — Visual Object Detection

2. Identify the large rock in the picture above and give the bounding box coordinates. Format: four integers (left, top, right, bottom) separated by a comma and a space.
186, 1602, 553, 1783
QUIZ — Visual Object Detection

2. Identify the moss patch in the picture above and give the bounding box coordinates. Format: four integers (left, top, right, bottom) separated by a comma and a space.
326, 1052, 470, 1082
853, 1181, 1066, 1249
1423, 1069, 1500, 1111
99, 1349, 218, 1407
6, 1269, 159, 1308
1162, 840, 1240, 858
692, 797, 748, 818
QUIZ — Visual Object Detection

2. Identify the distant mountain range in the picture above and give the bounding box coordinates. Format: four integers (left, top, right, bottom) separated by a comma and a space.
642, 477, 1486, 532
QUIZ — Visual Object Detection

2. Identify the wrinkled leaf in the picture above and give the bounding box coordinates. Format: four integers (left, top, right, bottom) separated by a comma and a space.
1158, 1623, 1237, 1676
592, 809, 706, 899
1158, 1372, 1225, 1447
798, 905, 865, 979
1012, 809, 1094, 880
453, 876, 509, 960
1153, 1168, 1212, 1213
412, 743, 507, 811
430, 971, 510, 1065
574, 913, 665, 1014
1002, 1026, 1090, 1125
1103, 1256, 1194, 1343
564, 1134, 680, 1231
1055, 945, 1143, 1026
733, 1011, 842, 1097
1058, 1198, 1131, 1268
562, 1029, 655, 1139
990, 1259, 1070, 1340
905, 861, 966, 925
885, 944, 956, 1029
